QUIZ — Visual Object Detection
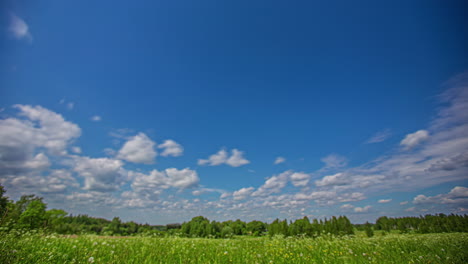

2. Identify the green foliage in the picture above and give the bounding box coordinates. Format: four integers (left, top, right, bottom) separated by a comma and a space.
364, 222, 374, 237
0, 184, 9, 222
246, 220, 266, 236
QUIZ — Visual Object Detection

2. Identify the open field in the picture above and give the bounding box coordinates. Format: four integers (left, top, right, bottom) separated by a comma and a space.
1, 231, 467, 263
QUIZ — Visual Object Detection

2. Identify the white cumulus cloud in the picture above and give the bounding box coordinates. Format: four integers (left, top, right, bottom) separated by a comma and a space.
252, 171, 292, 197
315, 172, 349, 187
158, 140, 183, 157
340, 204, 354, 210
413, 186, 468, 205
198, 148, 249, 167
233, 187, 255, 200
400, 130, 429, 150
0, 105, 80, 177
130, 168, 199, 201
274, 157, 286, 165
71, 146, 82, 154
354, 205, 372, 213
73, 156, 127, 192
117, 133, 157, 164
290, 172, 310, 187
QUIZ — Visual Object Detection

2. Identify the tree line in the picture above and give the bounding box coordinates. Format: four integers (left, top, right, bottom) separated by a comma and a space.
374, 215, 468, 234
179, 215, 354, 238
1, 185, 467, 237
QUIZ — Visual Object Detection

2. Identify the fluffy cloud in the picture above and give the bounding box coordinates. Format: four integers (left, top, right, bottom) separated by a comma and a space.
274, 157, 286, 165
315, 172, 349, 187
449, 186, 468, 198
0, 105, 81, 176
226, 149, 250, 167
117, 133, 157, 164
73, 156, 127, 192
400, 130, 429, 150
71, 147, 82, 154
354, 205, 372, 213
412, 186, 468, 205
310, 78, 467, 194
158, 140, 183, 157
294, 191, 365, 206
378, 199, 392, 203
427, 152, 468, 172
233, 187, 255, 200
0, 152, 50, 175
14, 105, 81, 154
252, 171, 292, 197
131, 168, 199, 194
250, 170, 311, 197
165, 168, 199, 189
290, 172, 310, 187
124, 168, 199, 207
340, 204, 354, 210
295, 191, 336, 201
338, 192, 366, 203
6, 169, 79, 198
198, 149, 227, 166
8, 13, 32, 41
198, 148, 250, 167
220, 192, 231, 199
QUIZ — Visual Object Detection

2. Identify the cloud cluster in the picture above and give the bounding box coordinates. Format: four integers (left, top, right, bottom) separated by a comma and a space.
1, 72, 467, 223
198, 149, 250, 167
354, 205, 372, 213
125, 168, 199, 206
413, 186, 468, 205
73, 156, 127, 192
0, 105, 81, 177
233, 187, 255, 200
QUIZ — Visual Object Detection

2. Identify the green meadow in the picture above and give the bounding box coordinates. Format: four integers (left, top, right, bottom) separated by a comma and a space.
1, 231, 467, 264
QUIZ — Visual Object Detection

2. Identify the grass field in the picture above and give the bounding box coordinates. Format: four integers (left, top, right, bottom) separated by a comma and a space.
1, 231, 467, 263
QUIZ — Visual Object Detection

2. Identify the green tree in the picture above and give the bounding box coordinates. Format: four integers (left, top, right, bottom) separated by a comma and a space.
247, 220, 266, 236
45, 209, 67, 231
107, 217, 122, 235
0, 184, 10, 225
221, 226, 234, 238
364, 221, 374, 237
17, 198, 47, 229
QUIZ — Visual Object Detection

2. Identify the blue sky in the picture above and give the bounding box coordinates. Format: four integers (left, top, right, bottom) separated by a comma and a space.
1, 0, 467, 224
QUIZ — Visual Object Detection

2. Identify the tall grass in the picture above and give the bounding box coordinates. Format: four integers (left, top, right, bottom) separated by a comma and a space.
1, 230, 467, 263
